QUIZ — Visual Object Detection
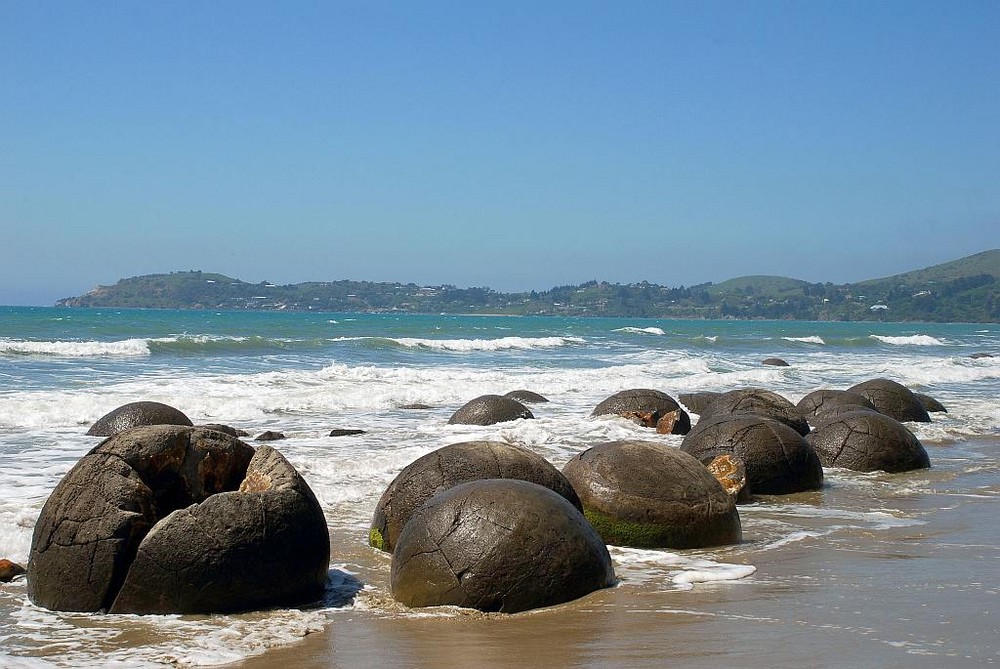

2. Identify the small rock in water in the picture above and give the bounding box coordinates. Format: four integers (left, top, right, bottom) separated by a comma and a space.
762, 357, 790, 367
970, 352, 993, 359
399, 403, 433, 410
255, 430, 286, 442
329, 429, 366, 437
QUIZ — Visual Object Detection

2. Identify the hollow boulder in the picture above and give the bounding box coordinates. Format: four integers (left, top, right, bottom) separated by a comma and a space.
390, 479, 614, 613
448, 395, 534, 426
680, 414, 823, 495
701, 388, 810, 436
87, 401, 193, 437
561, 440, 741, 549
591, 389, 691, 435
805, 410, 931, 473
28, 425, 329, 614
370, 440, 580, 553
846, 378, 931, 423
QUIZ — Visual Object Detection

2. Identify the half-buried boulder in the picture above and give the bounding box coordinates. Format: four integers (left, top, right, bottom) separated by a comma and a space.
503, 390, 549, 404
370, 440, 580, 553
561, 440, 741, 549
448, 395, 534, 426
591, 389, 691, 435
846, 378, 931, 423
701, 388, 810, 436
806, 410, 931, 473
796, 390, 876, 419
390, 479, 614, 613
87, 401, 193, 436
913, 392, 947, 413
680, 414, 823, 495
678, 391, 721, 416
28, 425, 329, 614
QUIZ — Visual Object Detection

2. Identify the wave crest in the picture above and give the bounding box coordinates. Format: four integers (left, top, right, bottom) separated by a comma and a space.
0, 338, 150, 357
870, 334, 946, 346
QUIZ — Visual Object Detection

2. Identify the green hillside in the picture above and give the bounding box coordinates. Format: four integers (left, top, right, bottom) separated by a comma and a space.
55, 251, 1000, 322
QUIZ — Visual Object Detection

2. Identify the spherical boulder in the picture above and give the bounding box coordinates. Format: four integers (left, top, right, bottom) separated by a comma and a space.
87, 401, 193, 436
591, 389, 691, 435
448, 395, 534, 425
805, 410, 931, 473
678, 391, 721, 415
913, 392, 947, 413
503, 389, 549, 404
370, 440, 580, 553
561, 440, 741, 549
390, 479, 614, 613
680, 414, 823, 495
701, 388, 810, 436
846, 378, 931, 423
796, 390, 876, 418
28, 426, 330, 614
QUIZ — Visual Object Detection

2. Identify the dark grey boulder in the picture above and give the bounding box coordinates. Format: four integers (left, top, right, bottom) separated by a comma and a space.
390, 479, 614, 613
503, 389, 549, 404
28, 426, 329, 614
805, 410, 931, 473
255, 430, 287, 441
591, 388, 691, 435
970, 352, 993, 359
199, 423, 243, 437
701, 388, 810, 436
399, 403, 434, 410
87, 401, 193, 436
796, 390, 876, 418
561, 440, 741, 549
846, 378, 931, 423
913, 392, 947, 413
680, 414, 823, 495
329, 428, 366, 437
762, 357, 790, 367
448, 395, 533, 425
370, 440, 580, 553
678, 391, 721, 415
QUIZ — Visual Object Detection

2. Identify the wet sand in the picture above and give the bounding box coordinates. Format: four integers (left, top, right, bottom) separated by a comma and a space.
237, 440, 1000, 669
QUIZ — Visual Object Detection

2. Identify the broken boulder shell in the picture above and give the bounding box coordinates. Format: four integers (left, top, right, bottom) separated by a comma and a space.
28, 425, 330, 614
390, 479, 614, 613
591, 389, 691, 435
562, 440, 741, 549
369, 440, 580, 553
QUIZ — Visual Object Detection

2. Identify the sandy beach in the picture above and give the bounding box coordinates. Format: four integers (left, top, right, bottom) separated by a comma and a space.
239, 437, 1000, 669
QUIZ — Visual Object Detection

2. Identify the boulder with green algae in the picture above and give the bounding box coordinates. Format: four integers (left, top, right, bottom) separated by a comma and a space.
561, 440, 741, 549
390, 479, 614, 613
370, 440, 580, 553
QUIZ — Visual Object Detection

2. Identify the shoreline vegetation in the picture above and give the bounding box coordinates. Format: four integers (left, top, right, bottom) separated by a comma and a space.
55, 249, 1000, 323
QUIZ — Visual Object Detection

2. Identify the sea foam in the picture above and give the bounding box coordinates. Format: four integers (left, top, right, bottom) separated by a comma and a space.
870, 334, 947, 346
0, 338, 151, 357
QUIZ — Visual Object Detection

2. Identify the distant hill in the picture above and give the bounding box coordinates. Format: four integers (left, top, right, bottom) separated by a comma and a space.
55, 250, 1000, 322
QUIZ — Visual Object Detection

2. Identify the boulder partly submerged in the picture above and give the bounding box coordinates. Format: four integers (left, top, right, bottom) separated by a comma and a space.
87, 401, 193, 437
448, 395, 534, 426
28, 425, 329, 614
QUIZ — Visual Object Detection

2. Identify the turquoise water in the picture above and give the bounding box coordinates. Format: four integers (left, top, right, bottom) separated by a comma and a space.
1, 307, 998, 667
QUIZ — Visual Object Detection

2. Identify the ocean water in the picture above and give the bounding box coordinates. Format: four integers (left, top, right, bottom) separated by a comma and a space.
1, 307, 998, 667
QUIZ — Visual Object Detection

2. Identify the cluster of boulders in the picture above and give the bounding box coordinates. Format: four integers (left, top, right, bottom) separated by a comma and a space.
14, 377, 939, 617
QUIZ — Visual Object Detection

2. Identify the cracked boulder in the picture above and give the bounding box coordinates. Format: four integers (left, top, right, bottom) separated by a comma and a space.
87, 401, 194, 436
796, 390, 876, 420
370, 441, 581, 553
678, 391, 721, 416
561, 440, 741, 549
701, 388, 810, 436
390, 479, 614, 613
28, 425, 329, 614
805, 410, 931, 473
591, 389, 691, 435
680, 414, 823, 495
448, 395, 534, 426
846, 378, 931, 423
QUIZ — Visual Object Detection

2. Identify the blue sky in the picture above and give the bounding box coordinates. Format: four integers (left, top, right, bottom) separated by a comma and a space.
2, 1, 998, 305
